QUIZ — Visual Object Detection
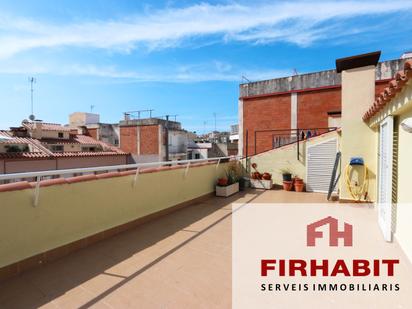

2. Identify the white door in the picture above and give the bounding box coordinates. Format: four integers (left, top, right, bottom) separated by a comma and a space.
378, 116, 393, 242
306, 138, 338, 193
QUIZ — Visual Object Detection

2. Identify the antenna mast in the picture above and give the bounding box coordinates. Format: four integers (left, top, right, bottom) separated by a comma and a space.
28, 77, 36, 121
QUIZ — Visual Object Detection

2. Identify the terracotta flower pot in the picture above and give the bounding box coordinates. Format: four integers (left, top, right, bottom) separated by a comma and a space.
282, 180, 293, 191
294, 182, 305, 192
262, 172, 272, 180
294, 177, 304, 186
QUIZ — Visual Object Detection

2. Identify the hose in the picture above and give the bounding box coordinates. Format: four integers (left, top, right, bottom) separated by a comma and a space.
344, 164, 369, 201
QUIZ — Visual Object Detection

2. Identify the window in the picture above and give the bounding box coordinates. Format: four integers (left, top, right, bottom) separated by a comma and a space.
195, 153, 200, 159
82, 147, 97, 152
50, 145, 64, 152
58, 132, 64, 138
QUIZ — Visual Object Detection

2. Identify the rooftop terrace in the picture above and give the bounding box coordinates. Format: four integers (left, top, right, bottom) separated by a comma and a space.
1, 188, 412, 308
0, 189, 327, 308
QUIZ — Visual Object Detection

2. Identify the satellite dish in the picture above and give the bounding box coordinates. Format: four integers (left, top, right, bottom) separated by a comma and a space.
400, 117, 412, 133
29, 114, 35, 121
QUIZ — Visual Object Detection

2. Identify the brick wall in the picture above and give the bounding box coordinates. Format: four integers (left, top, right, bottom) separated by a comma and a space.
297, 88, 341, 129
242, 81, 390, 155
119, 126, 137, 154
243, 94, 291, 155
87, 128, 98, 140
140, 125, 159, 155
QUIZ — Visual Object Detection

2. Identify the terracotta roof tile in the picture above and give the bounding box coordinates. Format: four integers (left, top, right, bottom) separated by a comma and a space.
0, 131, 127, 159
363, 60, 412, 121
22, 122, 71, 132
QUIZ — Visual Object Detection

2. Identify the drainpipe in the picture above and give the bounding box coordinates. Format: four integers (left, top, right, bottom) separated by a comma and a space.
165, 115, 169, 161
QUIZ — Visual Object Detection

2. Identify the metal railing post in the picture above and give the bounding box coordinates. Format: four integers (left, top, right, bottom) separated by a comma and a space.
133, 168, 140, 187
33, 176, 41, 207
184, 162, 191, 177
215, 158, 221, 171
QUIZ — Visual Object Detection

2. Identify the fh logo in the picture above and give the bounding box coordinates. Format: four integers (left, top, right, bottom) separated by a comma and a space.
307, 216, 353, 247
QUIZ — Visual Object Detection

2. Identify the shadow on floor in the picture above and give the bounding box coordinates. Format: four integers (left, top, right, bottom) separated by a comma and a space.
0, 189, 264, 308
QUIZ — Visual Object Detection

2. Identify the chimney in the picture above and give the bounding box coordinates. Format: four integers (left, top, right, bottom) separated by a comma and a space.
336, 51, 381, 202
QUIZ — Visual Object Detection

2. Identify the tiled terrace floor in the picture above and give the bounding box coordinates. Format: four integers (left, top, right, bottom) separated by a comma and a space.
0, 189, 410, 308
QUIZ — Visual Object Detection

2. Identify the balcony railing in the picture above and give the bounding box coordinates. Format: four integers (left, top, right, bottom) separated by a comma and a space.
0, 155, 241, 280
250, 127, 338, 159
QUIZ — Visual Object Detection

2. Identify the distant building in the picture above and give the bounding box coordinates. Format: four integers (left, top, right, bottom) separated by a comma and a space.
119, 116, 189, 163
187, 139, 237, 159
0, 120, 128, 175
229, 124, 239, 143
69, 112, 120, 147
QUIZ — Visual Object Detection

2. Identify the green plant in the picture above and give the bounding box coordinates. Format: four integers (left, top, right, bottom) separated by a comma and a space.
225, 161, 241, 184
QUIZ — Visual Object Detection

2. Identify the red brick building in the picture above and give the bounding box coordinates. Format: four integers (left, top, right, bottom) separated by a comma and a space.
119, 117, 189, 163
239, 58, 408, 155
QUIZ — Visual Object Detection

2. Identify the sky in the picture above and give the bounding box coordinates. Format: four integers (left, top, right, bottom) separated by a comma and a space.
0, 0, 411, 133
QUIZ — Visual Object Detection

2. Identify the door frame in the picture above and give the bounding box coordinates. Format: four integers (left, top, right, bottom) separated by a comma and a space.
378, 115, 393, 242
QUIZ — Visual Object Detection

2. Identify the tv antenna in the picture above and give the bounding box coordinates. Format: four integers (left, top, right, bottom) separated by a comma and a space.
241, 75, 251, 83
28, 77, 36, 121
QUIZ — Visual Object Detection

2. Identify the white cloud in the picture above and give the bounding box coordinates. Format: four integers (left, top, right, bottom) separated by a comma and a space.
0, 60, 292, 83
0, 1, 411, 58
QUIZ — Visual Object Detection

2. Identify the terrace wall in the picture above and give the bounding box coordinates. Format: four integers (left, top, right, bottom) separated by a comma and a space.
249, 130, 339, 186
0, 162, 227, 274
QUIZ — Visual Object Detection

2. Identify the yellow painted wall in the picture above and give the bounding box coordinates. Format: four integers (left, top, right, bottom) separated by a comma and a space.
367, 82, 412, 262
249, 131, 338, 185
394, 100, 412, 262
397, 104, 412, 203
0, 163, 227, 268
340, 66, 377, 202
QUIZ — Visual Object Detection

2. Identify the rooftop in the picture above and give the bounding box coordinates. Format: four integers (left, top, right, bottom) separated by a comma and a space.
1, 189, 411, 308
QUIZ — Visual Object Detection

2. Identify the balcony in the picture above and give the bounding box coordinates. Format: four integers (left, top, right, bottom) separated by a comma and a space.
0, 182, 325, 308
1, 158, 411, 308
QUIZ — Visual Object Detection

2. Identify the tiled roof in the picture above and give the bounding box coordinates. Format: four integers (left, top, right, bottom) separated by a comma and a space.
363, 60, 412, 121
0, 131, 126, 159
22, 122, 72, 132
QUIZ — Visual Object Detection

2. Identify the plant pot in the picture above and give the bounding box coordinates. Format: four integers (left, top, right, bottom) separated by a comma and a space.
251, 179, 273, 190
282, 180, 293, 191
239, 177, 250, 191
294, 177, 304, 184
216, 182, 239, 197
294, 182, 305, 192
262, 173, 272, 180
282, 173, 292, 181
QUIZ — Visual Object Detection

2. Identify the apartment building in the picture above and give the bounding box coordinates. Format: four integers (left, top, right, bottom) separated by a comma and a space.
239, 55, 411, 156
69, 112, 120, 146
0, 120, 128, 174
119, 117, 189, 163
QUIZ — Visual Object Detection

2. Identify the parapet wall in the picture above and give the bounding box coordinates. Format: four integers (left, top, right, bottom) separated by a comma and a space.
0, 162, 227, 277
240, 59, 409, 98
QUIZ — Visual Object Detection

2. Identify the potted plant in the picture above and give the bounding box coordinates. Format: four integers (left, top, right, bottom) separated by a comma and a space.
280, 168, 293, 191
293, 176, 305, 192
250, 163, 273, 190
216, 162, 240, 197
280, 168, 292, 181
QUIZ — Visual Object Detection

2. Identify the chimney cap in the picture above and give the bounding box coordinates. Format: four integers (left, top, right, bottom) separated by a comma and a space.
336, 51, 381, 73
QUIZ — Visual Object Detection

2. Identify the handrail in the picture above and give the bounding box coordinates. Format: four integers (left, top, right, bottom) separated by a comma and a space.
0, 156, 240, 182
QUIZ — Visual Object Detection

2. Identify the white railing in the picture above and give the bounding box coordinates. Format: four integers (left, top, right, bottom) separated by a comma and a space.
0, 155, 240, 207
0, 156, 239, 182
